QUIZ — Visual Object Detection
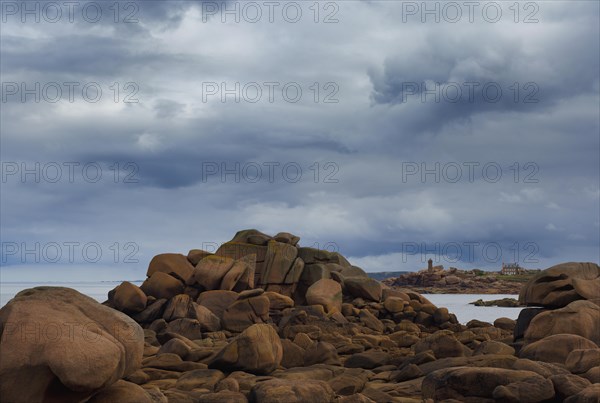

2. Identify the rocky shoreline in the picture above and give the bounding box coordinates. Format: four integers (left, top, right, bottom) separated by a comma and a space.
0, 229, 598, 402
384, 266, 536, 294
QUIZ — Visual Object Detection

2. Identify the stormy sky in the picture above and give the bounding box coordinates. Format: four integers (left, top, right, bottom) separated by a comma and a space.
1, 0, 599, 281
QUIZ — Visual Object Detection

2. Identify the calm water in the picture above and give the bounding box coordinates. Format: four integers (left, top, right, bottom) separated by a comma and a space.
423, 293, 523, 324
1, 283, 522, 324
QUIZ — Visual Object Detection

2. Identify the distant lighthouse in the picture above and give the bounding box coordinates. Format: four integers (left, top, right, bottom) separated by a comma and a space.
428, 258, 433, 272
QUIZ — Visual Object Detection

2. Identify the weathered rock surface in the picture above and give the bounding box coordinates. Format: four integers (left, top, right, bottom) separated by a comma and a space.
209, 324, 283, 375
0, 287, 144, 402
564, 384, 600, 403
147, 253, 195, 284
524, 300, 600, 344
519, 262, 600, 307
250, 378, 335, 403
344, 277, 382, 302
141, 272, 185, 300
113, 281, 147, 313
422, 366, 554, 402
566, 349, 600, 374
222, 294, 270, 332
87, 380, 153, 403
306, 279, 342, 313
520, 334, 599, 364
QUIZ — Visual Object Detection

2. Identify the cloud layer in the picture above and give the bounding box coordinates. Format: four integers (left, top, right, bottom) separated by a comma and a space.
1, 1, 598, 280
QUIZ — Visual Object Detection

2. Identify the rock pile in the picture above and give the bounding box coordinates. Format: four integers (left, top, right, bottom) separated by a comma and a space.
0, 231, 598, 402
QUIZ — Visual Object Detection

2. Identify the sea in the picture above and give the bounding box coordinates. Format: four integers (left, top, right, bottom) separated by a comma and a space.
0, 282, 523, 324
422, 294, 523, 324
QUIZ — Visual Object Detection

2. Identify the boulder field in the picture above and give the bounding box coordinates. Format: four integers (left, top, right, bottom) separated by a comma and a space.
0, 229, 598, 402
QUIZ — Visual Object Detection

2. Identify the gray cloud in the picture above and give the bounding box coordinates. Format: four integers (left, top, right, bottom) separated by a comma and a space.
1, 1, 598, 280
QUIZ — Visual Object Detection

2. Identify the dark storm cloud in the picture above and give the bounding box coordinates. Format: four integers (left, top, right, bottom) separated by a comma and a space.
369, 21, 600, 134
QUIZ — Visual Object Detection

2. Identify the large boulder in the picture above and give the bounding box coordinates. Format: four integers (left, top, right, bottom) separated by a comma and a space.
514, 307, 549, 340
344, 351, 391, 369
87, 380, 152, 403
344, 277, 382, 302
261, 241, 299, 285
565, 384, 600, 403
140, 272, 184, 300
132, 299, 167, 323
566, 349, 600, 374
162, 294, 193, 321
549, 374, 592, 401
230, 229, 272, 245
250, 378, 335, 403
174, 369, 225, 391
209, 324, 282, 375
519, 262, 600, 308
221, 294, 270, 332
192, 304, 221, 332
524, 300, 600, 344
296, 263, 332, 301
197, 290, 238, 318
297, 247, 336, 264
216, 242, 267, 281
520, 334, 598, 364
422, 366, 555, 402
413, 330, 467, 359
112, 281, 147, 313
220, 259, 253, 291
305, 279, 342, 313
0, 287, 144, 402
264, 291, 294, 310
274, 231, 301, 245
186, 249, 212, 266
165, 318, 203, 340
193, 255, 235, 290
147, 253, 195, 284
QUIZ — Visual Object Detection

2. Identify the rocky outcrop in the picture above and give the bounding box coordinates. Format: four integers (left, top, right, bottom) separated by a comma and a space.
515, 263, 600, 358
387, 265, 533, 294
2, 229, 595, 402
